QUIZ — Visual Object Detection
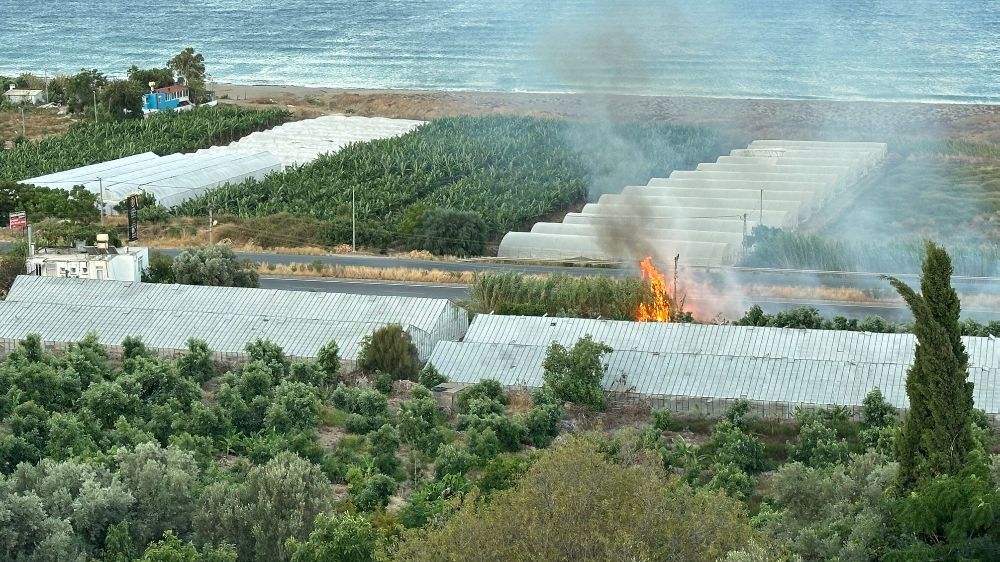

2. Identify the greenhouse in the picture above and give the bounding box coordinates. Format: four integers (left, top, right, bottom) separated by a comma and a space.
427, 315, 1000, 418
0, 276, 468, 363
497, 139, 888, 264
22, 151, 282, 209
198, 115, 425, 166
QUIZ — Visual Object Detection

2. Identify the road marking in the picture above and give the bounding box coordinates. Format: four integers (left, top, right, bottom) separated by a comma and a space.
260, 276, 468, 290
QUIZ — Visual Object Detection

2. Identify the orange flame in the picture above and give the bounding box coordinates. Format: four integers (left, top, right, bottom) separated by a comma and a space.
635, 257, 672, 322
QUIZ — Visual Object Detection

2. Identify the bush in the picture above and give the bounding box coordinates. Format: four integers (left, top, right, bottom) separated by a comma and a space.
541, 336, 612, 411
435, 443, 475, 478
331, 386, 390, 434
144, 250, 175, 283
792, 419, 850, 468
477, 454, 534, 497
459, 414, 525, 452
171, 245, 259, 287
467, 427, 502, 461
707, 462, 755, 500
264, 381, 321, 433
316, 340, 341, 385
709, 421, 766, 474
410, 207, 488, 256
418, 363, 447, 388
178, 338, 216, 383
456, 379, 508, 413
652, 409, 673, 432
357, 324, 420, 381
350, 473, 398, 512
375, 371, 394, 394
523, 403, 563, 448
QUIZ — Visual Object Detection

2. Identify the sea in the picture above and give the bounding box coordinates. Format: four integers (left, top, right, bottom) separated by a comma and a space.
1, 0, 997, 103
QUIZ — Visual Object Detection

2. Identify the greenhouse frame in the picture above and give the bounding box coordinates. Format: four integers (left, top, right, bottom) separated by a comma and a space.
22, 151, 282, 209
497, 140, 888, 264
427, 315, 1000, 419
0, 276, 469, 364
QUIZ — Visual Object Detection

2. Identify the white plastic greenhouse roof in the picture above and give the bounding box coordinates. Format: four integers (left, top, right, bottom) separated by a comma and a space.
497, 140, 887, 264
0, 300, 431, 361
199, 115, 425, 167
21, 152, 281, 209
3, 276, 468, 359
427, 315, 1000, 415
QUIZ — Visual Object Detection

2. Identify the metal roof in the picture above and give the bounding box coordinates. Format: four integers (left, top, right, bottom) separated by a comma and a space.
3, 276, 467, 360
0, 300, 430, 360
429, 314, 1000, 414
460, 315, 1000, 369
7, 275, 464, 339
3, 89, 43, 96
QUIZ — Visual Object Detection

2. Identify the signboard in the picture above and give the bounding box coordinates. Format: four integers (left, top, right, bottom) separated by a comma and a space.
8, 211, 26, 230
127, 194, 139, 242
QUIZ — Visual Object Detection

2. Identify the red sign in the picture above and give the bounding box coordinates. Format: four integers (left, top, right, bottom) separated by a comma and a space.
8, 211, 26, 230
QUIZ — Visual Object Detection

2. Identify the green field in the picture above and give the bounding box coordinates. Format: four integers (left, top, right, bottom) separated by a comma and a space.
177, 116, 727, 250
0, 106, 289, 181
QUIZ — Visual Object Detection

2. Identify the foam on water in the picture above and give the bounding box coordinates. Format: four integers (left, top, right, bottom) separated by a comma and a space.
0, 0, 996, 103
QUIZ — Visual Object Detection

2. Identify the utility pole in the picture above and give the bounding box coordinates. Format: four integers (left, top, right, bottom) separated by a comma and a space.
209, 208, 213, 245
19, 106, 25, 137
672, 254, 680, 322
759, 188, 764, 226
98, 177, 105, 225
27, 225, 33, 258
93, 90, 98, 123
352, 186, 356, 252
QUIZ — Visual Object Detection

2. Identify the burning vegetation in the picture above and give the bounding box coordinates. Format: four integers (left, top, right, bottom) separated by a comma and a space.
635, 257, 673, 322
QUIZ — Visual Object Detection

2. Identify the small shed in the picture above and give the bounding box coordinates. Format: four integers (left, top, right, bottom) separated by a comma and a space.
3, 85, 44, 105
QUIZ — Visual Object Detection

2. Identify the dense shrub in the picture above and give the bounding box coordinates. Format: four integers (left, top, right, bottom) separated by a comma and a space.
541, 336, 612, 411
357, 324, 420, 380
171, 245, 259, 287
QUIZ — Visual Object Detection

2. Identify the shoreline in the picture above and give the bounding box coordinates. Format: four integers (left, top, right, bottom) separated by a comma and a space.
208, 82, 1000, 144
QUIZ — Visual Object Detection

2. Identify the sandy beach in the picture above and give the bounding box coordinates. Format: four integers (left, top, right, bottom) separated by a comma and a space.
210, 82, 1000, 145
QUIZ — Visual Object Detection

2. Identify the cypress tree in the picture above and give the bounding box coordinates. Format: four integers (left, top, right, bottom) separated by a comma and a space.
885, 242, 974, 489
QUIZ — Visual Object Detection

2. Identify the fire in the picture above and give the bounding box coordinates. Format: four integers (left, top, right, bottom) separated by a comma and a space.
635, 257, 672, 322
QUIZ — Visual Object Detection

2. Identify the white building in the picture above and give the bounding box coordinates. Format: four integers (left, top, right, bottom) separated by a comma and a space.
26, 236, 149, 282
3, 85, 44, 105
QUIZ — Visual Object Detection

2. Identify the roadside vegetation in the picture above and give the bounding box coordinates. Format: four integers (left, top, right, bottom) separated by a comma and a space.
177, 116, 726, 255
1, 244, 998, 560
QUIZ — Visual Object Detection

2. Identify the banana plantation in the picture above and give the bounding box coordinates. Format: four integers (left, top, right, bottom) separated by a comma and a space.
178, 116, 726, 246
0, 107, 288, 181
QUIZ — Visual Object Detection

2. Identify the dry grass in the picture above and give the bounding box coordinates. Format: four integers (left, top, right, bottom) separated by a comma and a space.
506, 391, 535, 415
258, 262, 475, 284
0, 108, 77, 144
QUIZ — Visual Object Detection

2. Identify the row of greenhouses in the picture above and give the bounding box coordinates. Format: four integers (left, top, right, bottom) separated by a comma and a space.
196, 115, 425, 167
0, 276, 469, 365
427, 314, 1000, 418
497, 140, 888, 265
21, 151, 282, 209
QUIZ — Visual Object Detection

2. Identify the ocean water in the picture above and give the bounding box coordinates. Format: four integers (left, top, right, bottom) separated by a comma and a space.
1, 0, 997, 103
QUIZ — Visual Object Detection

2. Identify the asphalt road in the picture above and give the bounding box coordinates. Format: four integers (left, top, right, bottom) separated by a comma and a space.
260, 276, 470, 300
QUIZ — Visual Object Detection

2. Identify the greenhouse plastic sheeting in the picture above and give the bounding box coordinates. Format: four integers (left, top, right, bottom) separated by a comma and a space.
496, 232, 736, 264
0, 300, 432, 361
529, 223, 745, 245
199, 115, 425, 166
427, 315, 1000, 414
496, 139, 887, 265
22, 152, 281, 209
7, 275, 468, 346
